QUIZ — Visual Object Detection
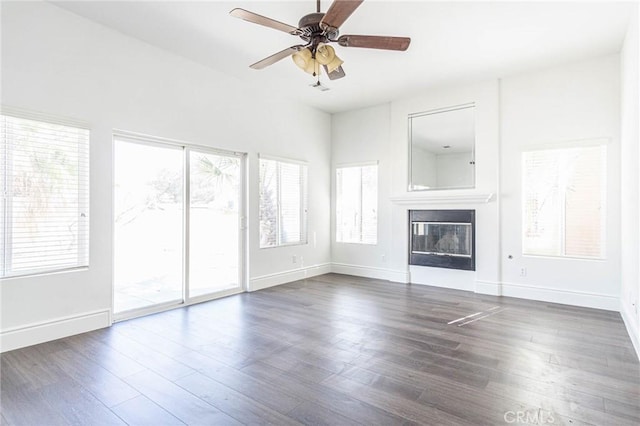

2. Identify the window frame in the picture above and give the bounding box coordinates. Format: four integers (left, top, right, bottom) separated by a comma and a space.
335, 161, 378, 245
258, 154, 308, 249
1, 107, 90, 279
521, 139, 607, 260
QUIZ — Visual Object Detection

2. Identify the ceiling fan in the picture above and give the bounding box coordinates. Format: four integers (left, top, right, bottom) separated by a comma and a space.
230, 0, 411, 81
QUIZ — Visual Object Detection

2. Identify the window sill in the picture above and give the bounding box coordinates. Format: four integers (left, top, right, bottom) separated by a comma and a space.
1, 266, 89, 281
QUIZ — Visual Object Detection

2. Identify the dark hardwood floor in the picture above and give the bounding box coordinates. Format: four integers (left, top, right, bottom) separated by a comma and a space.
1, 273, 639, 425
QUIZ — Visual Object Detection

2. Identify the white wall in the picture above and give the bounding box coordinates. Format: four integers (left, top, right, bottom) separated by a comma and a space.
620, 4, 640, 358
330, 104, 400, 281
389, 81, 501, 292
500, 55, 621, 310
331, 56, 621, 311
1, 2, 632, 353
0, 2, 331, 351
331, 81, 501, 290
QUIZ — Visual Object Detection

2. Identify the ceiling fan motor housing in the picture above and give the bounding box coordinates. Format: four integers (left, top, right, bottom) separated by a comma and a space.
298, 12, 339, 43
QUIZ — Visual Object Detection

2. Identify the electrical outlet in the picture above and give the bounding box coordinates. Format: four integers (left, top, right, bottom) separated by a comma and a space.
292, 255, 297, 264
520, 267, 527, 277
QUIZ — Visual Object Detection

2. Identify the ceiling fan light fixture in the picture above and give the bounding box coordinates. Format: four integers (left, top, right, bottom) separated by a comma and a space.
292, 47, 321, 75
292, 47, 312, 70
304, 59, 318, 75
326, 54, 344, 73
315, 44, 336, 65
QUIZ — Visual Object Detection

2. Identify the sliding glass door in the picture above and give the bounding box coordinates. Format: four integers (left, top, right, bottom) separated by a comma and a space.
188, 150, 241, 298
114, 137, 244, 317
113, 142, 183, 313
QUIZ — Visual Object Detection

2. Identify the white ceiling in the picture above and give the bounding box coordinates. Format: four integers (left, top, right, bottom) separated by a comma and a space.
52, 1, 632, 114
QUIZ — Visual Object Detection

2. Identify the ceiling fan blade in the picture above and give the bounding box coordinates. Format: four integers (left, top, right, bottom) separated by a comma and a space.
338, 35, 411, 51
230, 8, 300, 35
320, 0, 364, 31
250, 45, 304, 70
324, 65, 346, 80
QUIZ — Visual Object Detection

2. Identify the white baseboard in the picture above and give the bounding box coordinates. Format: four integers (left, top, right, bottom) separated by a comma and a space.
249, 263, 332, 292
0, 309, 111, 353
331, 263, 409, 283
475, 280, 502, 295
621, 302, 640, 361
475, 280, 619, 311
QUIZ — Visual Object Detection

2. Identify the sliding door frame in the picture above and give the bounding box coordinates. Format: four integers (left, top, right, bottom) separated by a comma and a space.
112, 130, 247, 322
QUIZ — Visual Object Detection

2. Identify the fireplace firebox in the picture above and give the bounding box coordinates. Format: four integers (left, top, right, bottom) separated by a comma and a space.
409, 210, 475, 271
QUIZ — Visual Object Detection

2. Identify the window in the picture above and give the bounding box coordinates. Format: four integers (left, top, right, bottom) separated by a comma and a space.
1, 112, 89, 277
522, 141, 606, 259
336, 163, 378, 244
259, 156, 308, 248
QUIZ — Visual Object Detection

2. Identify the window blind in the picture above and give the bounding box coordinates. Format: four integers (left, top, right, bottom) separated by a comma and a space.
259, 157, 307, 248
1, 114, 89, 277
522, 143, 606, 259
336, 164, 378, 244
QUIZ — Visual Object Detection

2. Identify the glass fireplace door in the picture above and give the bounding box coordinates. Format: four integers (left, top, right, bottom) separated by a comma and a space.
409, 210, 475, 271
412, 222, 472, 257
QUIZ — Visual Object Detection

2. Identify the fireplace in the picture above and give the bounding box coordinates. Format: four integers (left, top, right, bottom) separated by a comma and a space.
409, 210, 475, 271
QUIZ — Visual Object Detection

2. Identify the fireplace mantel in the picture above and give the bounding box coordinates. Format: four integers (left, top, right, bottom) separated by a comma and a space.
390, 193, 493, 205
